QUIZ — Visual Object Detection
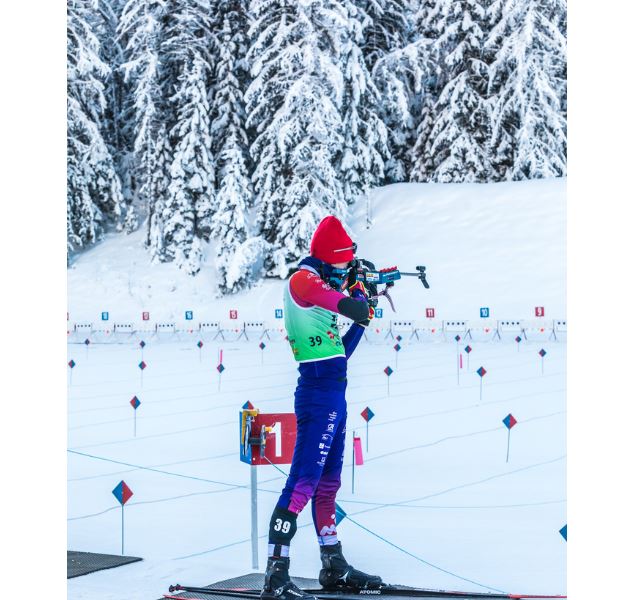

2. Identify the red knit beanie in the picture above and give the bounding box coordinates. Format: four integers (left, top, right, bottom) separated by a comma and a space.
310, 216, 355, 264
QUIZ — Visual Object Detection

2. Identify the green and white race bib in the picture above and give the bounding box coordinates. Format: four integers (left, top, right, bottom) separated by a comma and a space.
283, 280, 345, 363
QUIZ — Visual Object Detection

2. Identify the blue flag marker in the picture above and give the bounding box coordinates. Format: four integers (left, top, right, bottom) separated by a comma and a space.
130, 396, 141, 436
112, 481, 133, 555
454, 335, 461, 384
384, 366, 393, 396
259, 341, 266, 364
375, 308, 383, 319
559, 524, 567, 541
101, 311, 109, 321
335, 503, 347, 525
68, 359, 76, 385
361, 407, 375, 452
502, 413, 517, 462
275, 308, 283, 319
185, 310, 193, 320
480, 307, 490, 318
476, 366, 487, 403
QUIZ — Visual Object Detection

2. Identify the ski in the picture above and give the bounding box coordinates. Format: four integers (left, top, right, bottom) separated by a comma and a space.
167, 584, 566, 600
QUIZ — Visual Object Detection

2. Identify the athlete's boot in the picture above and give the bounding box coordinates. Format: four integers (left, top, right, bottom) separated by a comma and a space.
261, 557, 318, 600
318, 542, 383, 590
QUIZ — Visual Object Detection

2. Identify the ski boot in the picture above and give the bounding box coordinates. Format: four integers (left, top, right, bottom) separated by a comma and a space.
319, 542, 383, 590
261, 557, 318, 600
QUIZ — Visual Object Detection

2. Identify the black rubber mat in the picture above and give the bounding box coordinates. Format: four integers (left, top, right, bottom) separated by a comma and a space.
67, 550, 142, 578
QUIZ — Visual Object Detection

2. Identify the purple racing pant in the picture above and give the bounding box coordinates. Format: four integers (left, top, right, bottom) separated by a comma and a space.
276, 379, 347, 546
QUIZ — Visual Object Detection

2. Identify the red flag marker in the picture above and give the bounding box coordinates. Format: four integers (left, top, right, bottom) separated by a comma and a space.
503, 414, 518, 462
477, 366, 487, 403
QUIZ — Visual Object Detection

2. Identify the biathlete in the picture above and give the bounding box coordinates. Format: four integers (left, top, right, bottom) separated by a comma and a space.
262, 216, 383, 600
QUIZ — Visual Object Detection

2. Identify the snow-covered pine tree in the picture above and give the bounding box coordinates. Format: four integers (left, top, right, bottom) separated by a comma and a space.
422, 0, 493, 183
339, 1, 389, 208
246, 0, 347, 278
486, 0, 567, 179
118, 0, 168, 251
92, 0, 138, 232
67, 0, 125, 252
409, 0, 444, 182
163, 53, 215, 274
355, 0, 413, 182
160, 1, 215, 274
359, 0, 412, 72
210, 2, 254, 293
146, 123, 172, 261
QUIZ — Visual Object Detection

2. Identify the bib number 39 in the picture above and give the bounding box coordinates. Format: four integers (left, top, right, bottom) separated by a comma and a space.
309, 335, 323, 347
273, 518, 291, 533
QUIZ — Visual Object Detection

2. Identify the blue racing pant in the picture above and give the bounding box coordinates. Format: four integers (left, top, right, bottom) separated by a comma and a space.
276, 379, 347, 545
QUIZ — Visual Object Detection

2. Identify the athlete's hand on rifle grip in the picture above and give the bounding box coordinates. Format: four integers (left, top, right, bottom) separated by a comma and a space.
348, 280, 369, 300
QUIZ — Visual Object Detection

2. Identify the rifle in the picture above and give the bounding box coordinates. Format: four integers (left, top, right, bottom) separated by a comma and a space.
348, 259, 430, 312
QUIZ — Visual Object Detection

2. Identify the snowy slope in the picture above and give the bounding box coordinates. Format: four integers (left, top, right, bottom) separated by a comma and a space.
67, 179, 566, 323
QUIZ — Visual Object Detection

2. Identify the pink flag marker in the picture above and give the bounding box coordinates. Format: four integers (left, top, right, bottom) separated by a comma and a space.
351, 432, 364, 494
353, 436, 364, 466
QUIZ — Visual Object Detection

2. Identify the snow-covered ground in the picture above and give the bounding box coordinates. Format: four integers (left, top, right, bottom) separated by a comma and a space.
67, 180, 566, 599
68, 338, 566, 599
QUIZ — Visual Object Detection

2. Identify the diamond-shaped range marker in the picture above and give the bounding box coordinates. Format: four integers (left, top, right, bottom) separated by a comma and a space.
139, 340, 146, 348
68, 359, 76, 369
539, 349, 547, 357
139, 361, 147, 370
502, 413, 517, 429
112, 480, 133, 506
217, 363, 225, 373
384, 366, 393, 377
242, 401, 254, 410
197, 341, 203, 348
394, 343, 401, 352
396, 335, 402, 342
464, 345, 472, 354
559, 524, 567, 541
259, 342, 266, 350
335, 502, 347, 525
361, 407, 375, 422
130, 396, 141, 410
454, 335, 461, 342
515, 336, 522, 343
477, 366, 487, 377
84, 339, 90, 346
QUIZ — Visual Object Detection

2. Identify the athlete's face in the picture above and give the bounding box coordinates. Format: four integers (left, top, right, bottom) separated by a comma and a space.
326, 261, 351, 291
